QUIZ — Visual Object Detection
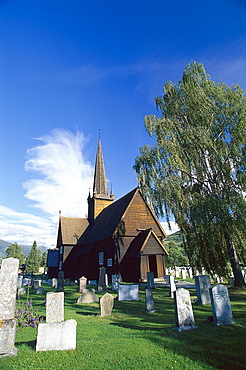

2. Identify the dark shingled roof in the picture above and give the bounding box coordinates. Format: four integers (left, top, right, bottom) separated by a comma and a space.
60, 216, 89, 245
78, 187, 139, 244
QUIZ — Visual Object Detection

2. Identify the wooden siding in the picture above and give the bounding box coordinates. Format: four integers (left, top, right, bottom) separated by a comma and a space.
122, 191, 164, 238
141, 234, 166, 255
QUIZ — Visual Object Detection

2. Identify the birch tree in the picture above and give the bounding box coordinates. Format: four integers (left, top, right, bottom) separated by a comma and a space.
134, 62, 246, 287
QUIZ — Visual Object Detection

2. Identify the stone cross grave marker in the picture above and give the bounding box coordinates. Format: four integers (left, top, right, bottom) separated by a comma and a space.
46, 292, 64, 323
118, 284, 139, 301
111, 274, 121, 291
195, 275, 211, 304
79, 276, 87, 293
57, 271, 64, 292
0, 257, 19, 357
146, 272, 155, 289
174, 288, 197, 332
210, 284, 235, 325
98, 267, 107, 292
100, 293, 114, 316
145, 289, 156, 313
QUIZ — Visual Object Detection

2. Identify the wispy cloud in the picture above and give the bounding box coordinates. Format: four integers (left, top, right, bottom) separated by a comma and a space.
161, 221, 180, 236
0, 129, 94, 248
23, 129, 94, 218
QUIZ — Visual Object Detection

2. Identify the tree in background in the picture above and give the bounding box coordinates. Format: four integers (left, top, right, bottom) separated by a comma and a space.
40, 251, 47, 268
165, 240, 189, 268
134, 62, 246, 287
25, 240, 42, 274
5, 243, 25, 265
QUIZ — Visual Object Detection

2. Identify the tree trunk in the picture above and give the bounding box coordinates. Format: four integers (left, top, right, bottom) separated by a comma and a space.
224, 231, 246, 288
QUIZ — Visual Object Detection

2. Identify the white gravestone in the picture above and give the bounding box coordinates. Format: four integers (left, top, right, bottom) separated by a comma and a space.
195, 275, 211, 304
111, 274, 121, 291
46, 292, 64, 323
169, 275, 176, 298
118, 285, 139, 301
98, 267, 107, 292
174, 288, 197, 332
0, 258, 19, 356
36, 319, 77, 352
100, 293, 114, 316
145, 289, 156, 313
181, 268, 187, 280
210, 284, 235, 325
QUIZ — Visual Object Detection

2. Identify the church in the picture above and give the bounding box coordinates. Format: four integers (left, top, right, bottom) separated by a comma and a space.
52, 138, 168, 282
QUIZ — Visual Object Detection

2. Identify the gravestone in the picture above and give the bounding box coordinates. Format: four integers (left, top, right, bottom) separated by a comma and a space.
175, 267, 180, 278
0, 257, 19, 356
76, 288, 99, 304
65, 278, 71, 286
169, 275, 176, 298
88, 280, 97, 286
163, 275, 171, 284
47, 279, 52, 286
46, 292, 64, 323
118, 285, 139, 301
174, 288, 197, 332
33, 279, 42, 289
17, 287, 26, 296
52, 278, 57, 289
195, 275, 211, 304
36, 287, 45, 295
22, 277, 32, 286
100, 293, 114, 316
181, 268, 187, 280
17, 275, 23, 289
57, 271, 64, 292
145, 289, 156, 313
146, 272, 155, 289
98, 267, 107, 292
111, 274, 121, 291
79, 276, 87, 293
210, 284, 235, 325
36, 319, 77, 352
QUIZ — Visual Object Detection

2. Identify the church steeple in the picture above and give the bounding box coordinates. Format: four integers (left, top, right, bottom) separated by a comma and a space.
93, 138, 108, 197
87, 137, 114, 224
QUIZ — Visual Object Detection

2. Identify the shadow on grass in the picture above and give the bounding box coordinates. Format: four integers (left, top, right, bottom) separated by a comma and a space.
75, 311, 98, 316
15, 339, 36, 350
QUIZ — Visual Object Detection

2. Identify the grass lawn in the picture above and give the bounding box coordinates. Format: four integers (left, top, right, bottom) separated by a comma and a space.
1, 282, 246, 370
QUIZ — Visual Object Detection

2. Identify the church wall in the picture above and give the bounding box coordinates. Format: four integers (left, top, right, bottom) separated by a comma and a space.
122, 192, 165, 238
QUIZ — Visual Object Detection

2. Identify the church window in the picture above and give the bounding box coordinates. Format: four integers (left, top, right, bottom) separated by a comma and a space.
59, 260, 62, 270
60, 246, 63, 254
107, 258, 112, 267
99, 252, 104, 265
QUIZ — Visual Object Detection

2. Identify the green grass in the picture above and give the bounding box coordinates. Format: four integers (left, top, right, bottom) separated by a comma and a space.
1, 283, 246, 370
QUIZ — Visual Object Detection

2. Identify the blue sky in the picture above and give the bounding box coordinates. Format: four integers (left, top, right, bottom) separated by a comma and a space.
1, 0, 246, 248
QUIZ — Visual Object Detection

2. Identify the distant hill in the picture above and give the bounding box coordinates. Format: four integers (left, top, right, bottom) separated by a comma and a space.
164, 230, 185, 247
0, 239, 47, 258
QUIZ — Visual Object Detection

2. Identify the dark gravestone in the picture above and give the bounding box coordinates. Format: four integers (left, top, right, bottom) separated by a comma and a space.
145, 289, 156, 313
146, 272, 155, 289
195, 275, 211, 304
98, 267, 107, 292
57, 271, 64, 292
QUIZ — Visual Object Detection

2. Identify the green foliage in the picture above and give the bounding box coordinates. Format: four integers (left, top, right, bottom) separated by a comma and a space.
5, 242, 25, 265
25, 240, 42, 273
40, 251, 47, 267
1, 285, 245, 370
134, 61, 246, 286
165, 240, 189, 267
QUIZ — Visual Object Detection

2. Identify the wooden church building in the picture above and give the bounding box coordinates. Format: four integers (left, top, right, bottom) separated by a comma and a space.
54, 138, 168, 282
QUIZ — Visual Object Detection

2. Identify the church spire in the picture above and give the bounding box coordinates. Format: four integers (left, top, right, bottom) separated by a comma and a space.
87, 136, 114, 224
93, 137, 108, 196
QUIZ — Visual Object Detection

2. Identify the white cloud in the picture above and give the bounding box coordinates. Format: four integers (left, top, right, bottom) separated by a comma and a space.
0, 205, 56, 248
23, 129, 94, 217
161, 221, 180, 236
